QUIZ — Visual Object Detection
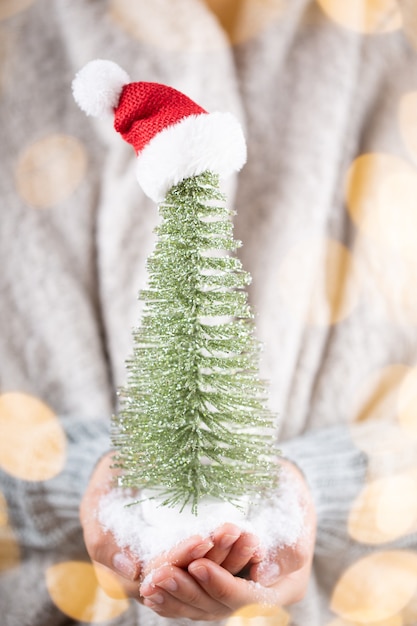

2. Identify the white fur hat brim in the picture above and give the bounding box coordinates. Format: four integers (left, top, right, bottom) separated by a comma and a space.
136, 112, 247, 203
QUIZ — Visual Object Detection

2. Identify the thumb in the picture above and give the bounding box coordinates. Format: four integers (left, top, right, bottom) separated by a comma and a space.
79, 452, 140, 584
252, 560, 282, 587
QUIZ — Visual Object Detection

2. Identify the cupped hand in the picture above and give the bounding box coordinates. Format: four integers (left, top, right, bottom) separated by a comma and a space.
80, 451, 141, 598
139, 459, 316, 621
81, 453, 316, 619
79, 451, 249, 601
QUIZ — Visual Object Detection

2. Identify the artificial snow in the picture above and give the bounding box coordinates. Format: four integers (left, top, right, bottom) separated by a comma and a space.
98, 468, 305, 564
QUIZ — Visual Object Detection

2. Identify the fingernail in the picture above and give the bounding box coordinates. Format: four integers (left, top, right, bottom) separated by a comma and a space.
148, 592, 165, 605
158, 577, 178, 592
219, 533, 240, 550
253, 546, 267, 562
259, 562, 281, 586
190, 564, 209, 582
143, 598, 163, 611
112, 552, 137, 580
190, 541, 214, 559
241, 544, 259, 557
140, 582, 153, 597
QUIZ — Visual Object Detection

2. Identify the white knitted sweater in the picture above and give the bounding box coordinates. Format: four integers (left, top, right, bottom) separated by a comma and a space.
1, 1, 417, 625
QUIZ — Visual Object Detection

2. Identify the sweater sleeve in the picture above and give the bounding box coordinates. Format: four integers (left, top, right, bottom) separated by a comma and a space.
2, 414, 110, 554
279, 423, 369, 556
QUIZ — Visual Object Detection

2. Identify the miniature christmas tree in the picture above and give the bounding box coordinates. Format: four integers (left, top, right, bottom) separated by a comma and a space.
72, 60, 279, 515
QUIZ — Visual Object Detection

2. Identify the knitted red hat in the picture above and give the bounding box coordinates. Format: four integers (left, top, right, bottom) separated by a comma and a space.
72, 59, 246, 202
114, 81, 207, 153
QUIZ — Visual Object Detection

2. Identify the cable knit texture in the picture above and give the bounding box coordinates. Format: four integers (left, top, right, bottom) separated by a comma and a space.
2, 416, 110, 551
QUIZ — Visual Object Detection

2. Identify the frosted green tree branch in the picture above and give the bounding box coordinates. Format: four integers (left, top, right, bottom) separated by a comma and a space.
112, 171, 279, 513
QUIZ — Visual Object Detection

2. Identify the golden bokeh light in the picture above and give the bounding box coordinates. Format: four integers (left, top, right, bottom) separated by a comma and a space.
0, 524, 20, 573
0, 0, 33, 21
400, 1, 417, 53
347, 364, 417, 485
109, 0, 286, 50
226, 603, 290, 626
371, 617, 404, 626
276, 237, 360, 326
326, 615, 403, 626
377, 171, 417, 262
397, 367, 417, 439
348, 470, 417, 544
398, 92, 417, 165
15, 134, 87, 209
109, 0, 227, 51
205, 0, 287, 44
331, 551, 417, 623
92, 562, 128, 600
354, 232, 417, 324
402, 588, 417, 625
349, 364, 410, 424
316, 0, 401, 34
0, 392, 66, 481
0, 491, 20, 572
346, 154, 417, 323
376, 472, 417, 537
346, 153, 417, 261
45, 561, 129, 622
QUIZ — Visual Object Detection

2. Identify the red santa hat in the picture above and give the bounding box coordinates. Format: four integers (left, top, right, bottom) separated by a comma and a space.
72, 59, 247, 202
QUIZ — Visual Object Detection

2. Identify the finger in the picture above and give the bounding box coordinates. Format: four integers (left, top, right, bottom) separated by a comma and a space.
252, 542, 310, 584
188, 557, 311, 610
140, 565, 230, 620
188, 558, 278, 610
220, 531, 261, 575
142, 592, 224, 621
142, 594, 209, 621
272, 562, 312, 605
82, 513, 139, 582
253, 561, 312, 606
204, 523, 242, 564
143, 534, 214, 575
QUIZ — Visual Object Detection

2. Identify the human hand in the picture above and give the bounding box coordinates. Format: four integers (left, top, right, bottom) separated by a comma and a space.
249, 459, 316, 601
139, 459, 316, 621
80, 451, 142, 597
139, 525, 262, 620
79, 452, 252, 601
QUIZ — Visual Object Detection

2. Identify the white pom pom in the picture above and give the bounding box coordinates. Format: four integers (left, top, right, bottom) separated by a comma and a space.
72, 59, 130, 118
